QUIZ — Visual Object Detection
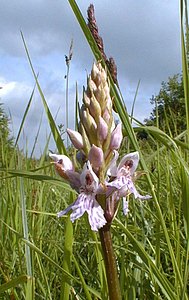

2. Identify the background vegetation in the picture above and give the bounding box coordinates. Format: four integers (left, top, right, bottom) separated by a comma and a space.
0, 0, 188, 299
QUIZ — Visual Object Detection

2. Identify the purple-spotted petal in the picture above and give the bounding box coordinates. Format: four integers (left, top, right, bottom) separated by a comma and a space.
69, 193, 106, 231
107, 175, 129, 190
127, 180, 152, 200
88, 199, 107, 231
70, 193, 89, 221
122, 197, 129, 215
57, 203, 74, 218
107, 175, 151, 201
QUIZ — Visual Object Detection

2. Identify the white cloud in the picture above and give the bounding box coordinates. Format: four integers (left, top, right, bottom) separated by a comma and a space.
0, 75, 79, 157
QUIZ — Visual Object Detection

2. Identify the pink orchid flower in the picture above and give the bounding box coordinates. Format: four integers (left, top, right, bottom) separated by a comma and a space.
107, 151, 151, 215
50, 154, 107, 231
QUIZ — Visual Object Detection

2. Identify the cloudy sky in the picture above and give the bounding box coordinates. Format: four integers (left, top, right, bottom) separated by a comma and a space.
0, 0, 182, 157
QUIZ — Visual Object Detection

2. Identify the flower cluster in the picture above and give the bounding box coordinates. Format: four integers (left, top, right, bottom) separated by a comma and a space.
50, 62, 151, 231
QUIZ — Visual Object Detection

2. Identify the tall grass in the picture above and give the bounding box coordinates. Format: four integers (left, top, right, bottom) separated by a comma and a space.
0, 0, 189, 299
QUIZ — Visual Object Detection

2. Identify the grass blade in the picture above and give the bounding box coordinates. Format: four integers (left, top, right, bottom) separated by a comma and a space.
60, 207, 73, 300
0, 275, 28, 294
115, 219, 177, 300
14, 83, 36, 147
21, 31, 67, 155
180, 0, 189, 136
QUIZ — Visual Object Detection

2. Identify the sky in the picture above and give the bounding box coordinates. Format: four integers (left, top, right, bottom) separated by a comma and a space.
0, 0, 182, 157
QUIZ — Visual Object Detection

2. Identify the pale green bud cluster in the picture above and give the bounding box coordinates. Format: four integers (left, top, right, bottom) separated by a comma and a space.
80, 62, 114, 152
67, 62, 122, 180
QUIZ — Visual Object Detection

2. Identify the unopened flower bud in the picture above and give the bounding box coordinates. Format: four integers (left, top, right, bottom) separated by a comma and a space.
104, 85, 111, 99
91, 62, 99, 80
97, 116, 108, 143
103, 108, 111, 123
88, 76, 97, 93
67, 128, 83, 149
106, 95, 112, 110
88, 144, 104, 171
83, 91, 90, 107
81, 108, 97, 144
109, 123, 123, 150
81, 108, 97, 130
79, 123, 91, 155
101, 67, 107, 85
95, 73, 102, 87
99, 89, 109, 111
89, 94, 101, 122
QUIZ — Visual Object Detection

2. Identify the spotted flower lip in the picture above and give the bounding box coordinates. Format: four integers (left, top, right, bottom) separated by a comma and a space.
57, 161, 107, 231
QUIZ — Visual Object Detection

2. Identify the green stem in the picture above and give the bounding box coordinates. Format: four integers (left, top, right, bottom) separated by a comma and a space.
99, 224, 122, 300
65, 63, 70, 146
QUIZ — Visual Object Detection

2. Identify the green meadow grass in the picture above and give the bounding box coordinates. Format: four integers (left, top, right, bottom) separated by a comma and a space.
0, 0, 189, 299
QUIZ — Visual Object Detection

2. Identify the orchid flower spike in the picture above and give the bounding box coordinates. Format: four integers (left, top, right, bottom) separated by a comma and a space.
49, 63, 152, 231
